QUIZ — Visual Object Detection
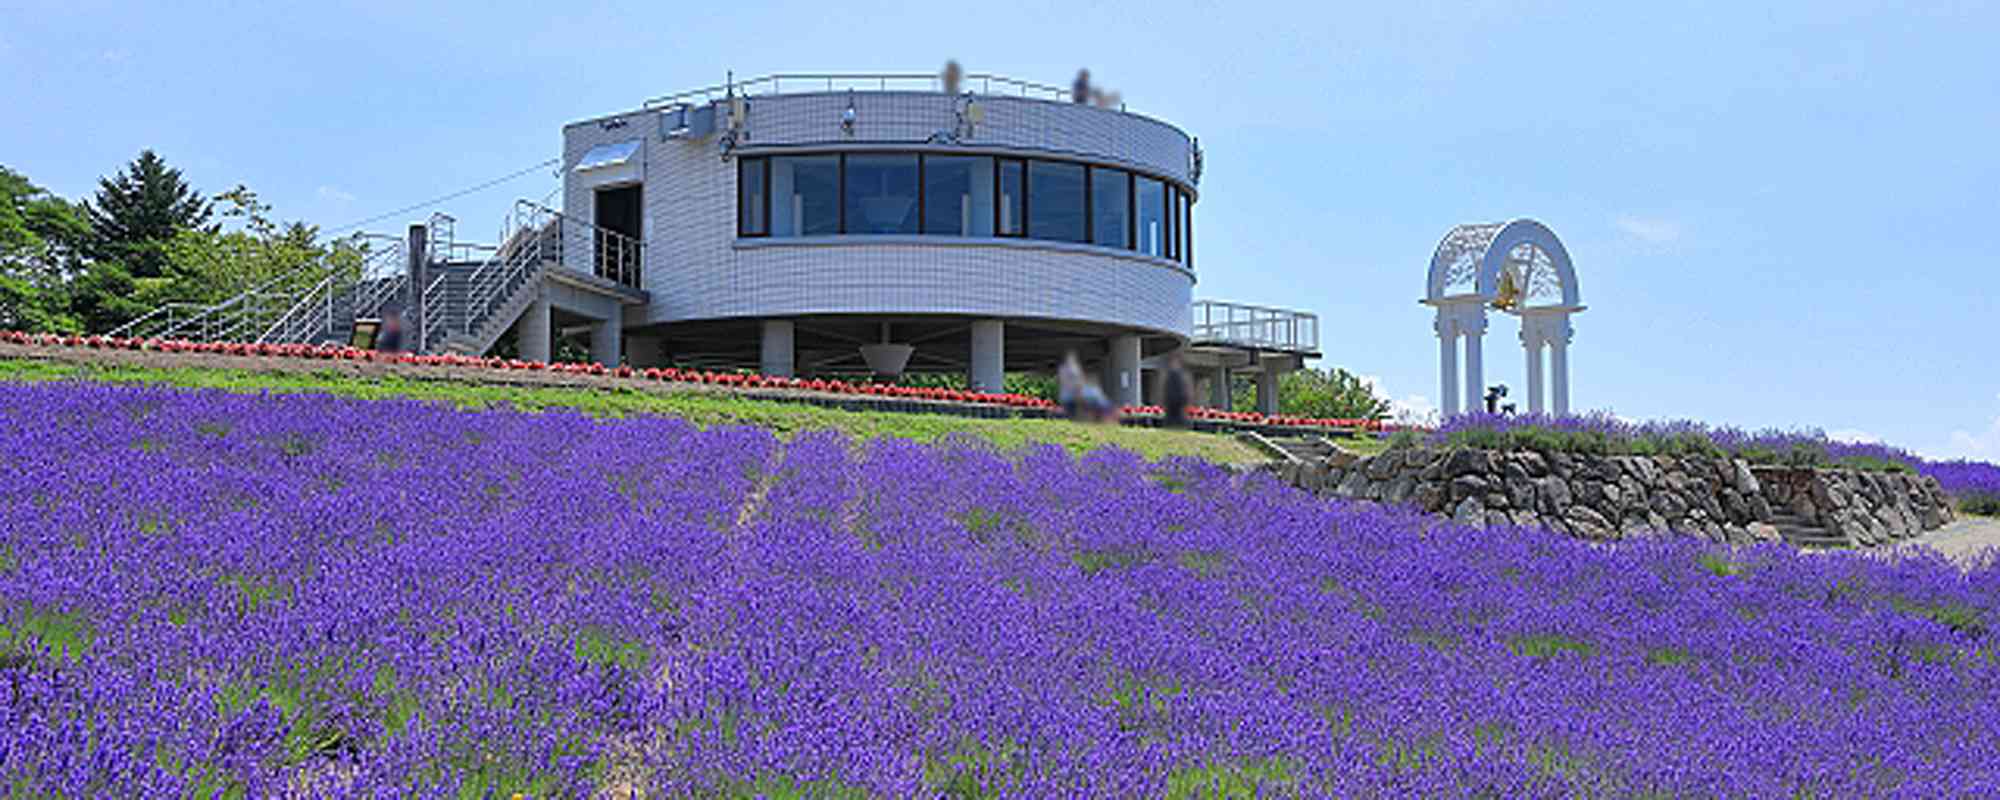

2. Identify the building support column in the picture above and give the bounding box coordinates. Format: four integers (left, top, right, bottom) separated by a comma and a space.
1210, 367, 1231, 410
624, 335, 663, 368
1256, 366, 1280, 417
406, 224, 428, 353
760, 319, 795, 378
1108, 334, 1142, 408
519, 293, 551, 364
590, 303, 623, 367
969, 319, 1005, 394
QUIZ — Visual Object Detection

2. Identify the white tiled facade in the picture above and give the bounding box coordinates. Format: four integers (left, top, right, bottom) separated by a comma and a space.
562, 90, 1198, 337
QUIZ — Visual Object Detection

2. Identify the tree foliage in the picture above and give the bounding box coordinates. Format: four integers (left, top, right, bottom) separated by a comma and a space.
0, 166, 88, 333
5, 154, 361, 336
85, 150, 212, 280
1234, 366, 1391, 419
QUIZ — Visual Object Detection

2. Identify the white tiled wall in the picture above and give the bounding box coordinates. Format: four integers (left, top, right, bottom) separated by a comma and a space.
562, 91, 1198, 336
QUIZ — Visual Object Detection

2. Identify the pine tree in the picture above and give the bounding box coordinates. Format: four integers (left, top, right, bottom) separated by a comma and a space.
85, 150, 211, 280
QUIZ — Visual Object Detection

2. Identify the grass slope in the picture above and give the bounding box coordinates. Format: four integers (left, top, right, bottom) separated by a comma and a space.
0, 358, 1264, 464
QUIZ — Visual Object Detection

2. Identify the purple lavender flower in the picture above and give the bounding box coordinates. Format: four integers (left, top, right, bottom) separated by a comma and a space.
0, 382, 1997, 795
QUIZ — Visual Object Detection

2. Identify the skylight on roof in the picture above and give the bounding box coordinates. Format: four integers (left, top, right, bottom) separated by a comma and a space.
575, 140, 641, 171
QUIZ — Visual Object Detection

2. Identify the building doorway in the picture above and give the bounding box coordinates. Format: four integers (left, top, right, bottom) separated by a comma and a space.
593, 184, 642, 284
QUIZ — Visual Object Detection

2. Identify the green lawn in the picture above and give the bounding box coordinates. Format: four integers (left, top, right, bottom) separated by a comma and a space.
0, 358, 1266, 464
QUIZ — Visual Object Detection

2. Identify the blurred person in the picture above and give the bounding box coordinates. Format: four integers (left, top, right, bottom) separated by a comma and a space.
1160, 349, 1193, 428
375, 307, 405, 353
1057, 351, 1118, 424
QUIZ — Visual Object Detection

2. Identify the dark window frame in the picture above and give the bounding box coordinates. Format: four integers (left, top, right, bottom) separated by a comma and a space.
1185, 194, 1194, 270
737, 157, 771, 238
995, 157, 1027, 238
736, 149, 1185, 264
1025, 159, 1088, 245
1126, 173, 1137, 250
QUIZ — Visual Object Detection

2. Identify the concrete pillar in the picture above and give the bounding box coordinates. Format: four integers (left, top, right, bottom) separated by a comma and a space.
519, 294, 551, 364
1463, 327, 1485, 416
1524, 334, 1546, 415
407, 224, 428, 352
1210, 367, 1231, 410
1551, 336, 1571, 416
1256, 366, 1280, 417
590, 304, 623, 367
969, 319, 1004, 393
624, 335, 663, 368
1108, 334, 1142, 408
1437, 325, 1459, 417
760, 319, 795, 378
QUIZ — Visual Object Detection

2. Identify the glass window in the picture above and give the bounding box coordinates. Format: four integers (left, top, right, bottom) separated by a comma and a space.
1183, 193, 1194, 269
997, 159, 1024, 236
738, 158, 767, 236
768, 155, 839, 237
843, 154, 919, 234
1027, 161, 1086, 243
1090, 167, 1129, 248
921, 155, 994, 236
1174, 188, 1188, 264
1135, 175, 1166, 257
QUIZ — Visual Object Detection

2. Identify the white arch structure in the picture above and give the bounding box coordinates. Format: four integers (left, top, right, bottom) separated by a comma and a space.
1423, 219, 1584, 417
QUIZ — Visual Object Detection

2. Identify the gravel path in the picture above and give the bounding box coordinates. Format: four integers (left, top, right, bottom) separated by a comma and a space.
1900, 515, 2000, 567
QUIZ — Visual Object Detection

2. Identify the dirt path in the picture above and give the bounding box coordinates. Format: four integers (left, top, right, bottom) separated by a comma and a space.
1899, 516, 2000, 567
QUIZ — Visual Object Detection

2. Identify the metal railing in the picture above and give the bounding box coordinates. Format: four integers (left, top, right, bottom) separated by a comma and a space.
255, 236, 405, 345
641, 72, 1080, 111
1191, 300, 1320, 353
459, 201, 560, 348
108, 235, 396, 344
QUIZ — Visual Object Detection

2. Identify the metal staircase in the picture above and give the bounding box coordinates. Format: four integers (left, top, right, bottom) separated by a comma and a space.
108, 235, 406, 345
109, 199, 641, 358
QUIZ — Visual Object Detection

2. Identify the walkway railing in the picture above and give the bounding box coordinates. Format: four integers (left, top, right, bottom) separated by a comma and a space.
1191, 300, 1320, 353
642, 72, 1080, 110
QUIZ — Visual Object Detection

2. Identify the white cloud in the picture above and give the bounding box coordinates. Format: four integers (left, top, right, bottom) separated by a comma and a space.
1939, 415, 2000, 462
316, 185, 357, 204
1614, 215, 1682, 244
1390, 394, 1439, 426
1358, 374, 1439, 426
1827, 429, 1883, 445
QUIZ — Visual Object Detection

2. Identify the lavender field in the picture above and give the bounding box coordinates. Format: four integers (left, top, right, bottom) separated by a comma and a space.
5, 382, 2000, 797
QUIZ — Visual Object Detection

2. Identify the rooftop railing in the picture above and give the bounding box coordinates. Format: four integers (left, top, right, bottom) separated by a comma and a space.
642, 72, 1086, 112
1191, 300, 1320, 354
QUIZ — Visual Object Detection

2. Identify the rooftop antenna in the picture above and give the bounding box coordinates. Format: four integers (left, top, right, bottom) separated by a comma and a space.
720, 70, 748, 160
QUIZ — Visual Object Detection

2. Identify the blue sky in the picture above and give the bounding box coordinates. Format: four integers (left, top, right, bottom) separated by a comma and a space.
3, 1, 1996, 458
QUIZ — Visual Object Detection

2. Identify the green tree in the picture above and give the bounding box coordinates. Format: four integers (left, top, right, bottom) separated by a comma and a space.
1233, 366, 1391, 419
0, 166, 88, 333
85, 149, 211, 281
161, 186, 339, 304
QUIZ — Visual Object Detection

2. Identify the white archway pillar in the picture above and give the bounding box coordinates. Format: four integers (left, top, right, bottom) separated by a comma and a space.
1462, 316, 1486, 414
1550, 322, 1572, 416
1523, 335, 1546, 415
1429, 298, 1488, 417
1437, 324, 1459, 417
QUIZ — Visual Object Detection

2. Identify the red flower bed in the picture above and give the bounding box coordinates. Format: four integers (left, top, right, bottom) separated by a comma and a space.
0, 330, 1410, 431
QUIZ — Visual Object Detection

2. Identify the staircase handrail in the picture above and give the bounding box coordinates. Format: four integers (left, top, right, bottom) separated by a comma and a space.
257, 271, 342, 344
420, 272, 451, 351
461, 200, 557, 334
509, 199, 643, 289
107, 232, 400, 342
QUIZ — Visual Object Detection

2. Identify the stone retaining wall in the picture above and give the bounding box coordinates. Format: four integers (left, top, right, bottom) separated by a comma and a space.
1269, 447, 1954, 546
